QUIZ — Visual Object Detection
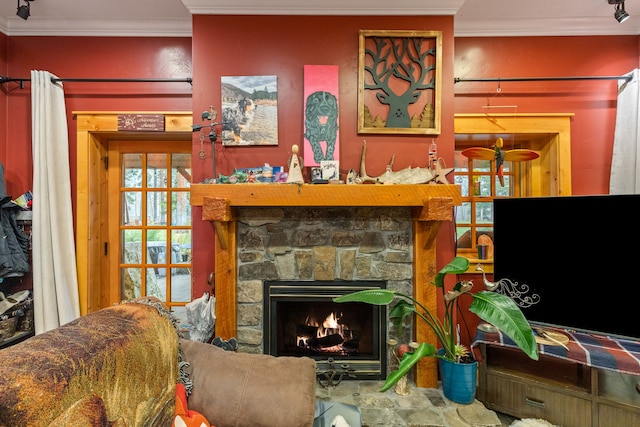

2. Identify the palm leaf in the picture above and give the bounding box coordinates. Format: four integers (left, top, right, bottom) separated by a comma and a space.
389, 300, 416, 331
380, 342, 436, 392
433, 256, 469, 288
333, 289, 396, 305
470, 291, 539, 360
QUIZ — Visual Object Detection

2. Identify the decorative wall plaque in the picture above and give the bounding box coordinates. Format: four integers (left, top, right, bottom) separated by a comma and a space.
117, 114, 165, 131
358, 30, 442, 135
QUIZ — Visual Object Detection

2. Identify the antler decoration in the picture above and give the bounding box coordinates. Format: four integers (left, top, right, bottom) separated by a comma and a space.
358, 140, 453, 184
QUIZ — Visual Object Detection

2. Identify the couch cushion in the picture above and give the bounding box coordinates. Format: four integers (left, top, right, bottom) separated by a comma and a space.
181, 339, 316, 427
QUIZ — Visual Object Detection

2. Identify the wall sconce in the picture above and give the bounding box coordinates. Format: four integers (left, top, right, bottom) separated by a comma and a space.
16, 0, 33, 20
608, 0, 630, 23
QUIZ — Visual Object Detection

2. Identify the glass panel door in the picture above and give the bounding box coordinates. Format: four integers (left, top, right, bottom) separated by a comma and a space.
110, 141, 191, 320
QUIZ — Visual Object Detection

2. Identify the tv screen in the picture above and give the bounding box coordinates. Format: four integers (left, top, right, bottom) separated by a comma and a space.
493, 194, 640, 341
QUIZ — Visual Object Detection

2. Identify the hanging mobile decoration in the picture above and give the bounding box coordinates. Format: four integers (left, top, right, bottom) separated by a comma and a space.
461, 138, 539, 186
464, 83, 539, 186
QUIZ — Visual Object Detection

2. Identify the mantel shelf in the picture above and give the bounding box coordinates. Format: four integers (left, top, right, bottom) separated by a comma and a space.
191, 183, 462, 208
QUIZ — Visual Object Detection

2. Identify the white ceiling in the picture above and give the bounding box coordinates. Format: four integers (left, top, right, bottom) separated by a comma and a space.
1, 0, 638, 37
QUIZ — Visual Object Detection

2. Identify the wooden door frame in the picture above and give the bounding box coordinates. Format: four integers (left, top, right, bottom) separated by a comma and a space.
454, 113, 573, 196
75, 112, 192, 315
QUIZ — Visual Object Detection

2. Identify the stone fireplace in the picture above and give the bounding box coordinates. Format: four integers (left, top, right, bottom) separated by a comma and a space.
191, 183, 461, 388
234, 205, 416, 380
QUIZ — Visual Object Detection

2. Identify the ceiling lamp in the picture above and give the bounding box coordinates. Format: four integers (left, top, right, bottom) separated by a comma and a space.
16, 0, 33, 21
609, 0, 630, 23
615, 3, 630, 22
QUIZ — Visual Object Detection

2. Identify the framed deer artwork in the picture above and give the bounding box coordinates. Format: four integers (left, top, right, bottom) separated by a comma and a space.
358, 30, 442, 135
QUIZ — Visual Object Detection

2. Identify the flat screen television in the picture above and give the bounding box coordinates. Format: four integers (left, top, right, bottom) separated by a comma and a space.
493, 194, 640, 342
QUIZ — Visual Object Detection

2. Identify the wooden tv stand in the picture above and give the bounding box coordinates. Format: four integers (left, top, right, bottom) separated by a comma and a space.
476, 344, 640, 427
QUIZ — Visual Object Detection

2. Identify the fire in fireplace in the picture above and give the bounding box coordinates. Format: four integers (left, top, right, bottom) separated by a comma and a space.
263, 280, 387, 380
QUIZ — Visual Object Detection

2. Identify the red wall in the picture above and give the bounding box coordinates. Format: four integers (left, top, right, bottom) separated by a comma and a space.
0, 32, 8, 167
2, 36, 192, 200
0, 19, 638, 306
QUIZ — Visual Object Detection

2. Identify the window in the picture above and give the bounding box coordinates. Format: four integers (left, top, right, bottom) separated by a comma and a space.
454, 146, 523, 261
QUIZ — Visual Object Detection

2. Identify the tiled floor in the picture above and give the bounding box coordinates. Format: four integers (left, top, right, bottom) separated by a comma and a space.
315, 379, 519, 427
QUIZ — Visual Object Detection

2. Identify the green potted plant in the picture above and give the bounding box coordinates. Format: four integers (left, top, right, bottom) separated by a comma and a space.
334, 256, 539, 402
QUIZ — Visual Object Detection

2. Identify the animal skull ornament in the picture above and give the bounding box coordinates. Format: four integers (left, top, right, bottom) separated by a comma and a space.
358, 140, 453, 184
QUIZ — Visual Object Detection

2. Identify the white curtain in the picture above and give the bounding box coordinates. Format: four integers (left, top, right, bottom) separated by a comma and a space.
609, 68, 640, 194
31, 70, 80, 333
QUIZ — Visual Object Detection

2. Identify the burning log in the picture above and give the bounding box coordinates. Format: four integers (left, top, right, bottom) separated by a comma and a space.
342, 339, 360, 349
296, 324, 318, 336
314, 333, 344, 348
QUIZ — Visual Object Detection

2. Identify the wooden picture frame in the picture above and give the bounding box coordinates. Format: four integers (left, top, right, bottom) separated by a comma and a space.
358, 30, 442, 135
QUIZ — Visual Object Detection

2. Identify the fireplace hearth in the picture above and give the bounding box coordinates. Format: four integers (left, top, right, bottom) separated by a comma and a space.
264, 280, 387, 380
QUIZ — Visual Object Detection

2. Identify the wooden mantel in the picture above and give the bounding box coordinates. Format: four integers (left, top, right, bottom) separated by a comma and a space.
191, 183, 462, 388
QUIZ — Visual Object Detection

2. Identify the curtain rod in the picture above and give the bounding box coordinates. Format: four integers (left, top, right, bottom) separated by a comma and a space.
0, 76, 193, 88
454, 75, 632, 83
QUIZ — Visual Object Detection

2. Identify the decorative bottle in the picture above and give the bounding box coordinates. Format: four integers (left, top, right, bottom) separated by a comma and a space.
428, 139, 438, 171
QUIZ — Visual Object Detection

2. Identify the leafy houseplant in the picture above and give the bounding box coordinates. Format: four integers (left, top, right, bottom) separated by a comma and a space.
334, 256, 539, 392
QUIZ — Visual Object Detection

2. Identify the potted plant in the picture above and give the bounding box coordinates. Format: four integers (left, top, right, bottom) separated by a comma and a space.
334, 256, 539, 403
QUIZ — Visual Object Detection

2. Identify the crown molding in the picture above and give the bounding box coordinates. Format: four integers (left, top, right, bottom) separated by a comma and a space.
455, 16, 640, 37
180, 0, 465, 16
2, 17, 192, 37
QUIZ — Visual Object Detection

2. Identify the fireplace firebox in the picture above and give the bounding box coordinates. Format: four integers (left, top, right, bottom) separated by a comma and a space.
263, 280, 387, 380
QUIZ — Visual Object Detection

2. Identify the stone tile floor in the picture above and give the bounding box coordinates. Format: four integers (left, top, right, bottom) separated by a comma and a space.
315, 380, 519, 427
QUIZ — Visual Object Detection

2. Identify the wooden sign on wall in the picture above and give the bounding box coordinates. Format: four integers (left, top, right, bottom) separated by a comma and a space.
117, 114, 165, 131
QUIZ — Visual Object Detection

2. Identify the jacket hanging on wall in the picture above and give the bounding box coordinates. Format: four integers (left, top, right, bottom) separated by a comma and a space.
0, 163, 30, 277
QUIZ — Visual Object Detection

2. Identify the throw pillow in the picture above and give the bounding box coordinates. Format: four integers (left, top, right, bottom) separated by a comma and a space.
180, 339, 316, 427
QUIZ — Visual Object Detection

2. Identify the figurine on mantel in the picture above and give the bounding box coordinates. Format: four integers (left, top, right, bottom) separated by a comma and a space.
285, 144, 305, 184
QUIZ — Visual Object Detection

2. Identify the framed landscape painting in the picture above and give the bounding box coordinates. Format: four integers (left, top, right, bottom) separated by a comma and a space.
358, 30, 442, 135
221, 75, 278, 146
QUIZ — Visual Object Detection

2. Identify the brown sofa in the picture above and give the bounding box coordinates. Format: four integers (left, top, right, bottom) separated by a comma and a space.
0, 298, 318, 427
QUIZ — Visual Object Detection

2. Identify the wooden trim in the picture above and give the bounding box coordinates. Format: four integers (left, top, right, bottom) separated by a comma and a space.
414, 219, 440, 387
192, 183, 462, 208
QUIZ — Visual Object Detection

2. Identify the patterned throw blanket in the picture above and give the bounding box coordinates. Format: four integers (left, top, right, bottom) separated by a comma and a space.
0, 299, 180, 426
472, 326, 640, 376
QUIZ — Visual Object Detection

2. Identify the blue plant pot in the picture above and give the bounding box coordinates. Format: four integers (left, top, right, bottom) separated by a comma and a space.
438, 351, 478, 404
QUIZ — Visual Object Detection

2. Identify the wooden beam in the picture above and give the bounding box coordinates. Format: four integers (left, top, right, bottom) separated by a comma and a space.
192, 183, 462, 208
203, 197, 233, 249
